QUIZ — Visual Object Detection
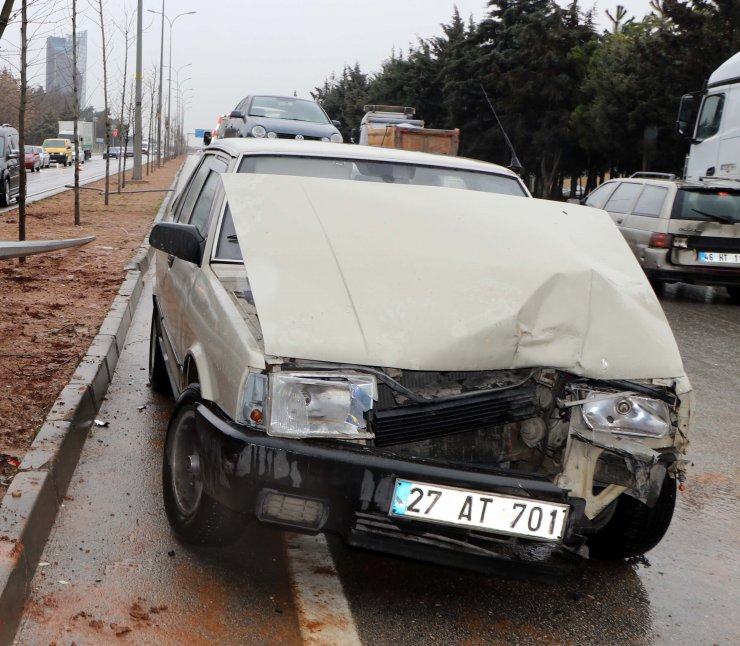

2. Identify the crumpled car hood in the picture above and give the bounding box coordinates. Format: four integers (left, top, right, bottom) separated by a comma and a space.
221, 174, 685, 380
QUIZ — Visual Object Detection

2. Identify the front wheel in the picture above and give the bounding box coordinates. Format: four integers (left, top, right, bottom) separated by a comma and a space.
726, 286, 740, 304
587, 475, 676, 560
162, 385, 245, 545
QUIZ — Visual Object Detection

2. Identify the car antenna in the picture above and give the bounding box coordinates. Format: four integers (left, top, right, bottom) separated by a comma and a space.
480, 84, 524, 176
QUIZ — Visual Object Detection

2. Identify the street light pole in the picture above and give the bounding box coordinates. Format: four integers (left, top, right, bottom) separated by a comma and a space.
147, 9, 196, 163
133, 0, 143, 179
156, 0, 164, 168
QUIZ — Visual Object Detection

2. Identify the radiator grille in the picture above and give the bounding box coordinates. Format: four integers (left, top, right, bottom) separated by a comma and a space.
370, 383, 536, 447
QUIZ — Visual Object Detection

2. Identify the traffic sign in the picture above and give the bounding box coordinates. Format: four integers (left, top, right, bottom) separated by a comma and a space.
194, 129, 205, 137
113, 128, 118, 138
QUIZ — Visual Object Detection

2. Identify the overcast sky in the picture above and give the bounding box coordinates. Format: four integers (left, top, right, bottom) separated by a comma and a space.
0, 0, 653, 140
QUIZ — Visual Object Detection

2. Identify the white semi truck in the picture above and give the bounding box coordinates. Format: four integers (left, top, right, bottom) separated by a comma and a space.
677, 51, 740, 180
58, 120, 94, 160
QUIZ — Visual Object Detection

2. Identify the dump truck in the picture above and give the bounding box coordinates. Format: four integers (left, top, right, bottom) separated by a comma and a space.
359, 105, 460, 156
58, 120, 94, 160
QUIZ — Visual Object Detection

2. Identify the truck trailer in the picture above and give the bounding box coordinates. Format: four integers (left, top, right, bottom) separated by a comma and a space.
58, 120, 94, 160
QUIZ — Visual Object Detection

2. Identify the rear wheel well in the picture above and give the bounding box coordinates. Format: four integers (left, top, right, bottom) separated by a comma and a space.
184, 356, 199, 388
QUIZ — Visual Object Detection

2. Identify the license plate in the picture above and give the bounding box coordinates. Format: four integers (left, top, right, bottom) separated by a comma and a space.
698, 251, 740, 264
390, 479, 569, 542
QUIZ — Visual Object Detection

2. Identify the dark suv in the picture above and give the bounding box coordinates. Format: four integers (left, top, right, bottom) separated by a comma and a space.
0, 125, 20, 207
584, 174, 740, 302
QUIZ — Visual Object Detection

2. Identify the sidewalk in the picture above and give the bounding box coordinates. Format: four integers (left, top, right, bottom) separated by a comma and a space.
0, 158, 194, 645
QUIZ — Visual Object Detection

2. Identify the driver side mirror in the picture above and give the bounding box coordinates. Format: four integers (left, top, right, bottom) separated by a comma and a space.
332, 120, 341, 128
676, 93, 699, 139
229, 110, 245, 120
8, 149, 19, 159
203, 131, 212, 145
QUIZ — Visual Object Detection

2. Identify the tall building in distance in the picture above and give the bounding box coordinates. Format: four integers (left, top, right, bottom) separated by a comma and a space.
46, 31, 87, 106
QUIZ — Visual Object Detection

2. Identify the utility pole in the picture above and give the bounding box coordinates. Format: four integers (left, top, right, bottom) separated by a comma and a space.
156, 0, 164, 167
133, 0, 142, 179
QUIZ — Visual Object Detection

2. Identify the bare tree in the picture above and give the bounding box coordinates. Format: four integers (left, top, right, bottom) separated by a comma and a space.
95, 0, 112, 204
114, 7, 134, 193
17, 0, 26, 263
0, 0, 14, 40
72, 0, 80, 224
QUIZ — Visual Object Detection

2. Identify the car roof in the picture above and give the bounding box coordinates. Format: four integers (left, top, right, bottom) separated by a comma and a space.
204, 139, 520, 178
605, 176, 740, 191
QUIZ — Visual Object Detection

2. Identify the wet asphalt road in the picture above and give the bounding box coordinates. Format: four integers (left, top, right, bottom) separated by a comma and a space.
13, 279, 740, 644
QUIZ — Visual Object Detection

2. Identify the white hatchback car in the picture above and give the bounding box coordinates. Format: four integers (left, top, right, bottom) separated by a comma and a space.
148, 140, 693, 577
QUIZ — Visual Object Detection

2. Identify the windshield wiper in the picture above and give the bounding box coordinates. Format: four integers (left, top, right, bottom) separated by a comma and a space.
690, 208, 736, 224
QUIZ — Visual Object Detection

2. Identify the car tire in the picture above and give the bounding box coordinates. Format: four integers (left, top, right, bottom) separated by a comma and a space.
163, 384, 245, 545
725, 286, 740, 304
587, 475, 676, 560
149, 313, 172, 395
0, 178, 9, 207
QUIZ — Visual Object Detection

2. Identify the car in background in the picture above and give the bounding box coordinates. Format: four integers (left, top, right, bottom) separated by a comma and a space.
147, 139, 693, 578
582, 173, 740, 302
33, 145, 50, 168
213, 94, 342, 143
103, 146, 120, 159
0, 125, 20, 206
23, 145, 40, 172
42, 137, 73, 166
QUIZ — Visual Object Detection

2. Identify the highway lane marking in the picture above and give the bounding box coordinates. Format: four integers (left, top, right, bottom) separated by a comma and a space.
286, 532, 362, 646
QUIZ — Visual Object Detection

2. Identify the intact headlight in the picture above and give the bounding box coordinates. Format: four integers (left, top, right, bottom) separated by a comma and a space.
330, 133, 343, 143
251, 125, 267, 138
267, 372, 376, 439
581, 392, 673, 437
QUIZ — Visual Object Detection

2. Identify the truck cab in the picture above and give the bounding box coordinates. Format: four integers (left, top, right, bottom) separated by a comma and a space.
677, 51, 740, 181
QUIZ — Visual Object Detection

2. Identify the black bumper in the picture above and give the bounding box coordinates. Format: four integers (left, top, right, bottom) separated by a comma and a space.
194, 404, 586, 579
646, 266, 740, 288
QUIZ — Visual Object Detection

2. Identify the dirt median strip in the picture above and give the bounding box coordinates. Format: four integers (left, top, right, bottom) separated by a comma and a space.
0, 160, 186, 645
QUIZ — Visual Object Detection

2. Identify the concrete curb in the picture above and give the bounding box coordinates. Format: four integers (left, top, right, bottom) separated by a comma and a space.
0, 162, 185, 645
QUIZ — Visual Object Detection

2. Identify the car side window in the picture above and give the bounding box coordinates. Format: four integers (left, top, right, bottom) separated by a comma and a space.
174, 155, 227, 225
696, 94, 724, 140
583, 183, 616, 209
189, 170, 223, 236
213, 205, 243, 261
632, 186, 668, 218
603, 182, 643, 214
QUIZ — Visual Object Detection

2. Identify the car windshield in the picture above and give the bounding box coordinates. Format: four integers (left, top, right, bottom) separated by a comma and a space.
672, 188, 740, 224
248, 96, 330, 124
24, 145, 34, 153
44, 139, 66, 147
237, 155, 527, 197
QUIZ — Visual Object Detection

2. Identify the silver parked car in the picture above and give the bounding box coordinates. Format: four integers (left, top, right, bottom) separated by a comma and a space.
33, 145, 50, 168
583, 173, 740, 302
148, 139, 693, 577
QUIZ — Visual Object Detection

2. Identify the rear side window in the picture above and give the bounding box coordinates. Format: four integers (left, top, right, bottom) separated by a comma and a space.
672, 189, 740, 223
603, 182, 643, 214
695, 94, 724, 140
632, 186, 668, 217
583, 183, 617, 209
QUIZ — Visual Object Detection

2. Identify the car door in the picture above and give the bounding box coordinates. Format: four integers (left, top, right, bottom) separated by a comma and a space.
598, 181, 648, 254
156, 153, 229, 389
6, 135, 20, 196
620, 184, 671, 261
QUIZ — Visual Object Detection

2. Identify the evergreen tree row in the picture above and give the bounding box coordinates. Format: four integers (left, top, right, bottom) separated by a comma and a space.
313, 0, 740, 198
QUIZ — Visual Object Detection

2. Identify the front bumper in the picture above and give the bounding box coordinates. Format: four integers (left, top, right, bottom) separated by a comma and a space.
195, 404, 587, 579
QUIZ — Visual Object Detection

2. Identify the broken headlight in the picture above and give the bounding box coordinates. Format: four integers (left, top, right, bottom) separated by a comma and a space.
266, 372, 376, 439
582, 392, 673, 438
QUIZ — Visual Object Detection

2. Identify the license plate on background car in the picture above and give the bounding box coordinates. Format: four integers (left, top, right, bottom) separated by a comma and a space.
390, 479, 569, 542
698, 251, 740, 264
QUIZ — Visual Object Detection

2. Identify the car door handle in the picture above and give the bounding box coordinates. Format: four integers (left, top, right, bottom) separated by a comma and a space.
167, 254, 175, 268
616, 218, 623, 225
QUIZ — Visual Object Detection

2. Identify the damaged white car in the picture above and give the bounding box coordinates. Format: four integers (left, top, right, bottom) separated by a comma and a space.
149, 139, 693, 578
